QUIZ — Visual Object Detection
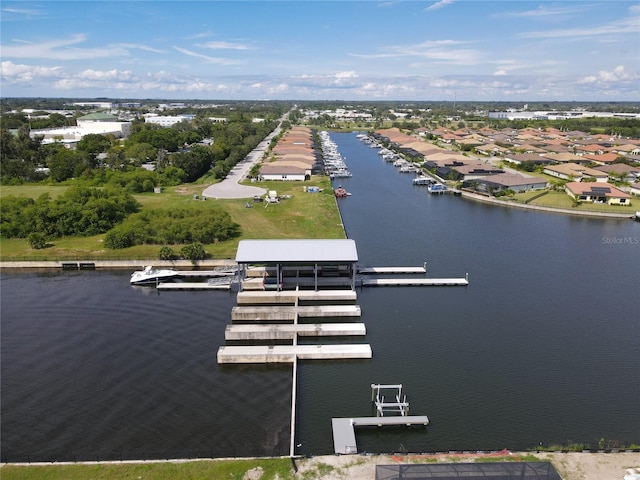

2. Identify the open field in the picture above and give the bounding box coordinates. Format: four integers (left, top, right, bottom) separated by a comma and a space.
2, 452, 639, 480
0, 177, 344, 261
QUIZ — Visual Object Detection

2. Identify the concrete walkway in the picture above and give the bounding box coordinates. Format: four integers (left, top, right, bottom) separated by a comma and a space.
201, 122, 283, 200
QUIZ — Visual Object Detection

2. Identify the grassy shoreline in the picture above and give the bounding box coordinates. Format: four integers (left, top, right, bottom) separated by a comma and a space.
0, 177, 344, 262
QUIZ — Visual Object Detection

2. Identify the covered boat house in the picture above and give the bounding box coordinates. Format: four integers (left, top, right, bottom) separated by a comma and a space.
235, 239, 358, 291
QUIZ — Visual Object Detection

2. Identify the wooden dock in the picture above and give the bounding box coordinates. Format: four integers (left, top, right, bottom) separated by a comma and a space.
237, 290, 357, 305
225, 323, 366, 340
231, 304, 361, 322
217, 344, 372, 363
361, 276, 468, 287
358, 266, 426, 274
332, 416, 430, 454
156, 282, 231, 290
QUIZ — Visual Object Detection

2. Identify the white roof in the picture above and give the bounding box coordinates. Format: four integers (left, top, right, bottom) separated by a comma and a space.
236, 239, 358, 264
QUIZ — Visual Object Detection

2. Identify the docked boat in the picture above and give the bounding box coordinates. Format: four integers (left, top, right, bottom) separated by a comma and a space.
334, 186, 351, 198
130, 266, 179, 285
428, 183, 448, 194
413, 176, 435, 186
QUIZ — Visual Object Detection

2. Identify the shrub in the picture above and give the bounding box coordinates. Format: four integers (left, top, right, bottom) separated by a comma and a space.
180, 243, 206, 262
159, 246, 175, 260
28, 232, 47, 249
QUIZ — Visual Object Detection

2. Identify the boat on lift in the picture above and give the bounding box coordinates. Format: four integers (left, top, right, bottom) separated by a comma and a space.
334, 186, 351, 198
130, 266, 180, 285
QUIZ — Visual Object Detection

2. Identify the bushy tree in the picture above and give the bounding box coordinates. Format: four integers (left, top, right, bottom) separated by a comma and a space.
181, 242, 206, 262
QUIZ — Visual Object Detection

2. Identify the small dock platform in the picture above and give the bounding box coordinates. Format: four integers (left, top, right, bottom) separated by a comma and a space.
156, 282, 231, 291
177, 270, 236, 278
231, 304, 361, 322
358, 266, 426, 274
361, 276, 468, 287
217, 344, 372, 363
225, 323, 366, 340
237, 290, 357, 305
332, 416, 430, 454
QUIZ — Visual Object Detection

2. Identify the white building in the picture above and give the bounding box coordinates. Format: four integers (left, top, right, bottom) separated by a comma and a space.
144, 114, 194, 127
30, 112, 131, 146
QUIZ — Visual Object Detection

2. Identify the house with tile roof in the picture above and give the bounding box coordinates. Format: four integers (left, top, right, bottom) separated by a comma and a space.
581, 153, 620, 165
465, 173, 548, 194
543, 163, 609, 182
565, 182, 632, 206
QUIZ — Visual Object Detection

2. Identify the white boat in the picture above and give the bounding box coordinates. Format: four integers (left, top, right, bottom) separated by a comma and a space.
413, 176, 434, 185
130, 266, 179, 285
428, 183, 448, 194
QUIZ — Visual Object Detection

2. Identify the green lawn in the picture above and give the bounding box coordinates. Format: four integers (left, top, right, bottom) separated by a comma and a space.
0, 184, 70, 199
512, 190, 636, 213
0, 177, 344, 261
0, 458, 294, 480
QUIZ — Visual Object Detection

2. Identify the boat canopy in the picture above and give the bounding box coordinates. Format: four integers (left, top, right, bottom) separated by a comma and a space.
235, 239, 358, 264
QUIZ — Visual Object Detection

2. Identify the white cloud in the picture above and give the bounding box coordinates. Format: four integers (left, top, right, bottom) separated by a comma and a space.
0, 61, 64, 82
424, 0, 454, 12
495, 5, 578, 19
173, 46, 243, 65
521, 14, 639, 39
1, 34, 122, 60
578, 65, 639, 84
0, 34, 164, 61
198, 41, 253, 50
350, 40, 481, 66
78, 69, 134, 81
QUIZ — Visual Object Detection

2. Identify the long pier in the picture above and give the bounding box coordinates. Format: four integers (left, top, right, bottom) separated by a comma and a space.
231, 305, 361, 322
225, 323, 366, 341
217, 344, 372, 363
361, 276, 468, 287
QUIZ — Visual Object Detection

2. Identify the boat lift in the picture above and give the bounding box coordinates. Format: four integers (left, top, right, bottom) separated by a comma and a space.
371, 384, 409, 417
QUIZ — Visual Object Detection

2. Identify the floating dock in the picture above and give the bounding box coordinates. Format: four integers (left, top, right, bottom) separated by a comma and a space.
217, 344, 372, 364
361, 277, 468, 287
358, 266, 426, 274
225, 323, 366, 340
231, 305, 361, 322
156, 282, 232, 290
236, 290, 357, 305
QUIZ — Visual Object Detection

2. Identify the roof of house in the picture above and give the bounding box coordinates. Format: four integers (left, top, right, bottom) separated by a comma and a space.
544, 163, 608, 177
480, 173, 547, 187
565, 182, 631, 198
235, 239, 358, 264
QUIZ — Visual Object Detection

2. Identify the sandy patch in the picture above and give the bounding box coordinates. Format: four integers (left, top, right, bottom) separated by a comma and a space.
294, 451, 640, 480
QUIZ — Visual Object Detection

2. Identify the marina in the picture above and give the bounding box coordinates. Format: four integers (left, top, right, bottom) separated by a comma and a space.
2, 130, 639, 463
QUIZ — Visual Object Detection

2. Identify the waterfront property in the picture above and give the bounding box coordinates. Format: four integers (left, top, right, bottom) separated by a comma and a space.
565, 182, 632, 206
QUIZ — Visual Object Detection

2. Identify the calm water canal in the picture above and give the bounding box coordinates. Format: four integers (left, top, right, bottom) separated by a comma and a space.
1, 131, 639, 461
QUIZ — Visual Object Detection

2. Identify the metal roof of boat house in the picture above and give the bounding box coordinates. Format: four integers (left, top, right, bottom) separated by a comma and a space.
235, 239, 358, 264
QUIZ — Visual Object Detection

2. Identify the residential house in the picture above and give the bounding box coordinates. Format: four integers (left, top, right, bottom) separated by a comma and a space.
593, 164, 640, 183
464, 173, 547, 194
259, 162, 310, 181
543, 163, 609, 182
503, 153, 554, 166
564, 182, 632, 206
581, 153, 620, 165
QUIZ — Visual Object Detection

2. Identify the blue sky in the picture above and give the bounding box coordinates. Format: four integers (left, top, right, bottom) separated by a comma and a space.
1, 1, 638, 101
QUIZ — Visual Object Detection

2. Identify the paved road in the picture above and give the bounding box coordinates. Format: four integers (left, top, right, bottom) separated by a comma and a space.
201, 122, 283, 200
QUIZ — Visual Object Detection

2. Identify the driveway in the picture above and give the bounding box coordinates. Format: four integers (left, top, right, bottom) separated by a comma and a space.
201, 123, 283, 200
